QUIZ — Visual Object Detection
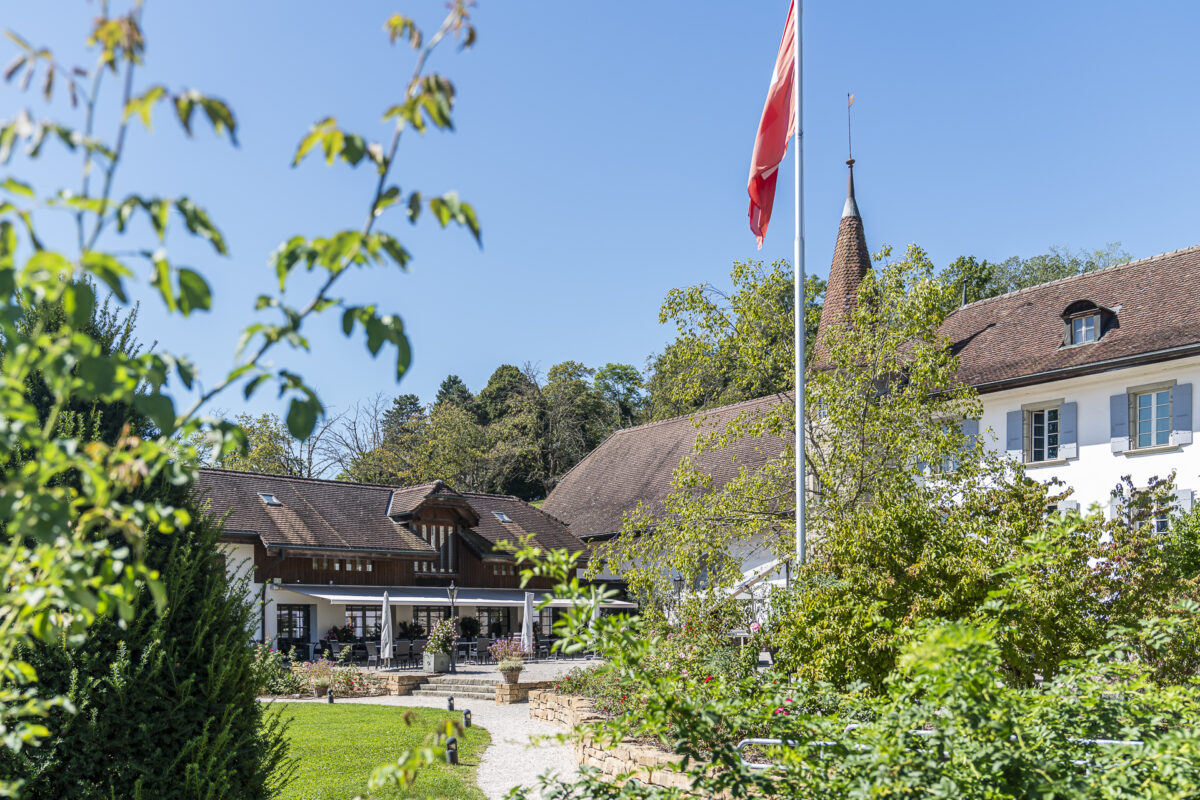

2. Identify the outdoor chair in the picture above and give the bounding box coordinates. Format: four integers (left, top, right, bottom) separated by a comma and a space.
411, 640, 425, 669
473, 636, 490, 664
365, 642, 379, 670
393, 640, 411, 668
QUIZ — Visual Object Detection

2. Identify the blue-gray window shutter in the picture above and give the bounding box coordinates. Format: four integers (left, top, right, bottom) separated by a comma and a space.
1059, 401, 1078, 459
961, 418, 979, 451
1110, 393, 1130, 453
1005, 410, 1023, 456
1171, 383, 1193, 446
1175, 488, 1194, 514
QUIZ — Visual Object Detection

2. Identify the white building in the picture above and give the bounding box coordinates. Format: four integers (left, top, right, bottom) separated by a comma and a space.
544, 159, 1200, 591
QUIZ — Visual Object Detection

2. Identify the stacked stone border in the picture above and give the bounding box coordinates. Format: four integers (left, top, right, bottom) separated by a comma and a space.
529, 690, 692, 791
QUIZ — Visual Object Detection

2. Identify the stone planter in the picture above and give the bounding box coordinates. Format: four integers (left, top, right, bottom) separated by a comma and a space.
500, 667, 522, 684
311, 682, 330, 698
423, 651, 451, 673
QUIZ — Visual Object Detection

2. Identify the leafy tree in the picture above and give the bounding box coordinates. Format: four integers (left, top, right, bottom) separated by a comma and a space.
434, 374, 475, 413
212, 411, 338, 478
324, 393, 427, 484
600, 247, 972, 611
593, 362, 647, 428
940, 243, 1130, 311
476, 363, 536, 424
645, 260, 822, 421
411, 401, 489, 491
0, 2, 481, 795
536, 361, 610, 490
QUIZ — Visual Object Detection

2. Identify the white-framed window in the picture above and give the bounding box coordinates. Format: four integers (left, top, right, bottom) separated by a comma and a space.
1025, 406, 1059, 463
1070, 314, 1098, 344
1153, 513, 1170, 534
1133, 389, 1171, 449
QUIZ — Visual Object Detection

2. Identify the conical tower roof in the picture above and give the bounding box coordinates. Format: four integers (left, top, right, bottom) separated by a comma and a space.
815, 158, 871, 350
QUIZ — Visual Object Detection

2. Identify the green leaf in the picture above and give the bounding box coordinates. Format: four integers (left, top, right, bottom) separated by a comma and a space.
174, 92, 197, 135
341, 133, 366, 166
1, 176, 34, 198
176, 267, 212, 315
376, 233, 411, 270
80, 251, 131, 302
122, 85, 166, 129
286, 395, 321, 440
134, 392, 177, 433
174, 197, 227, 255
384, 14, 422, 48
406, 191, 421, 223
321, 128, 345, 165
293, 117, 335, 166
199, 96, 238, 145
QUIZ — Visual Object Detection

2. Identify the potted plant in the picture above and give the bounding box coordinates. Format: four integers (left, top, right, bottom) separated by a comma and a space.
489, 638, 525, 684
422, 618, 455, 673
459, 616, 481, 641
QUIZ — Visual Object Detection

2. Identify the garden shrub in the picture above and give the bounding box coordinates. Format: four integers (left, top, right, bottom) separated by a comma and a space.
251, 645, 303, 696
3, 513, 292, 800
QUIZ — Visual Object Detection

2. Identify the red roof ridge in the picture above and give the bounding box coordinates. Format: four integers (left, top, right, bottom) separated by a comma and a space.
951, 243, 1200, 314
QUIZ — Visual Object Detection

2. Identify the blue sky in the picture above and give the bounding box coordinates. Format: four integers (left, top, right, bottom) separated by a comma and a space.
5, 1, 1200, 418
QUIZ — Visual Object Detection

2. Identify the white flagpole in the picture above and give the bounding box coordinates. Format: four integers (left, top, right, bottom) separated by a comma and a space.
794, 0, 806, 567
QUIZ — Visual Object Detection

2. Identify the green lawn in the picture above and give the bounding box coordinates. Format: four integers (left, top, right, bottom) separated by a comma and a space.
273, 703, 490, 800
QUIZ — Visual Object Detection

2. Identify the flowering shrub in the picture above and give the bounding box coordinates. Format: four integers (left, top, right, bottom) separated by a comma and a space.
251, 645, 303, 695
293, 648, 386, 697
426, 618, 456, 654
325, 624, 356, 642
488, 637, 526, 670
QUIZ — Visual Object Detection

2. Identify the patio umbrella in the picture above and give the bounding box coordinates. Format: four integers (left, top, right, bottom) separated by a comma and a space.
522, 592, 535, 657
379, 590, 392, 668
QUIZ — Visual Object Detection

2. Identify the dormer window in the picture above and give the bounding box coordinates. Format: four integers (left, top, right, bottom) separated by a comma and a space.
1070, 314, 1098, 344
258, 492, 282, 506
1061, 300, 1115, 347
492, 511, 513, 523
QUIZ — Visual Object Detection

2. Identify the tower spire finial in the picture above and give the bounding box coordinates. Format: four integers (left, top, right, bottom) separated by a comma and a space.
843, 93, 859, 218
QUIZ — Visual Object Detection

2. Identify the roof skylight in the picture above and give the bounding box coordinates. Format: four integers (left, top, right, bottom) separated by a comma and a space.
258, 492, 282, 506
492, 511, 513, 523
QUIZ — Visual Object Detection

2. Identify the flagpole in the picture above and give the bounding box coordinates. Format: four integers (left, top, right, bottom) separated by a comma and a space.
794, 0, 806, 568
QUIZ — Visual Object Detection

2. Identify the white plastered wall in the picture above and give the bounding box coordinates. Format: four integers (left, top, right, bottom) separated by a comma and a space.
977, 355, 1200, 511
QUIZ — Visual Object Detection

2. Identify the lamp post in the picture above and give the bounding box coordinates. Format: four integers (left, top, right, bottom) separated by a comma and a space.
447, 580, 458, 675
672, 574, 685, 624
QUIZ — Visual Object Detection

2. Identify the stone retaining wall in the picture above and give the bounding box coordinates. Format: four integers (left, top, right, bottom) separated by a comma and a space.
378, 674, 426, 696
529, 691, 691, 791
495, 680, 556, 705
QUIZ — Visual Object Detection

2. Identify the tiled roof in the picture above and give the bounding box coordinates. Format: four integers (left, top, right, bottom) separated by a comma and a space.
816, 161, 871, 357
941, 244, 1200, 390
194, 468, 434, 554
194, 468, 587, 558
462, 493, 586, 556
541, 394, 789, 539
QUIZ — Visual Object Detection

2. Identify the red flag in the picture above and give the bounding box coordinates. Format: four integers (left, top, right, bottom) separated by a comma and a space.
747, 1, 797, 249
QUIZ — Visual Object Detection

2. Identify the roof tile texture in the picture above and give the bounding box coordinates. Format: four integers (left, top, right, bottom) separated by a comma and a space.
541, 394, 789, 538
941, 245, 1200, 389
195, 469, 587, 556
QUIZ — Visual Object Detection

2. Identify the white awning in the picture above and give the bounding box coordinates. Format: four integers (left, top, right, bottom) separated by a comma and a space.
272, 584, 637, 609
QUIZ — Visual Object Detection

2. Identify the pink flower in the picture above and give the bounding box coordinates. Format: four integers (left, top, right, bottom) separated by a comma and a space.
774, 707, 788, 715
750, 622, 761, 633
785, 698, 793, 703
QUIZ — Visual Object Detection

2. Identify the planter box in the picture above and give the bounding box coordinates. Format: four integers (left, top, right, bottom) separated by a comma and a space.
423, 651, 451, 673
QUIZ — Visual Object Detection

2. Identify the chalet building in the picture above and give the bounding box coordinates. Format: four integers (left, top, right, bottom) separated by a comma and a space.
544, 158, 1200, 588
195, 468, 632, 651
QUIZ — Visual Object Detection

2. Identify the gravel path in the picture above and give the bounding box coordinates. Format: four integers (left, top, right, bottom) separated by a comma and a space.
318, 693, 578, 799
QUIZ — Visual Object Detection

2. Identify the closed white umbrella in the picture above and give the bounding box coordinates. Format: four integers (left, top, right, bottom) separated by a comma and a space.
522, 592, 535, 658
379, 590, 393, 669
